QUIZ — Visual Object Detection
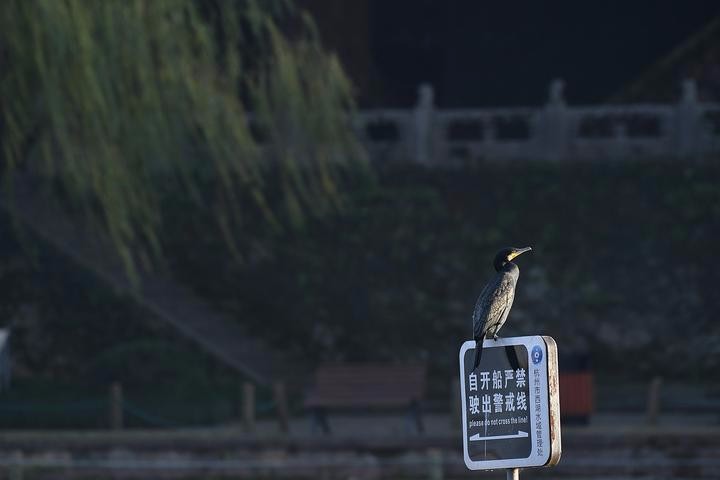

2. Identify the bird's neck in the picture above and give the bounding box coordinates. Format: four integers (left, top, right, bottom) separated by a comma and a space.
496, 262, 519, 275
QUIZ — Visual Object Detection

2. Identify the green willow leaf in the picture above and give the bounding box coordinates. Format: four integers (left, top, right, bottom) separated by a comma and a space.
0, 0, 369, 281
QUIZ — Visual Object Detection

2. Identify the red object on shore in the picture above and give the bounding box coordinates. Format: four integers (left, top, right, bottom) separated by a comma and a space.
559, 372, 594, 423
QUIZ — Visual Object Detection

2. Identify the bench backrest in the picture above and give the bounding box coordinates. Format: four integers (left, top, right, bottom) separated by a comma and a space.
305, 364, 427, 408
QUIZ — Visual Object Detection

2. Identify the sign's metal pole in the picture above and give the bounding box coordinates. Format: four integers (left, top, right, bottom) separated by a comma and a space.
506, 468, 520, 480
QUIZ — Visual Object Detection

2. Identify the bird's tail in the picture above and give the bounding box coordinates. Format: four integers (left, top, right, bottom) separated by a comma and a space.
472, 337, 484, 371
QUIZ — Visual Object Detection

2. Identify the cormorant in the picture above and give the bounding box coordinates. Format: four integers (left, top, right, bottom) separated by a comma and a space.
472, 246, 532, 371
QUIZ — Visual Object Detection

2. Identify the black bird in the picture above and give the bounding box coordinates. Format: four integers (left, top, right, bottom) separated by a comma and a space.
472, 246, 532, 371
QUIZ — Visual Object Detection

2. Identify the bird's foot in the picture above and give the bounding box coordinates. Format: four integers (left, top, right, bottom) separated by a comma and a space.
493, 335, 498, 341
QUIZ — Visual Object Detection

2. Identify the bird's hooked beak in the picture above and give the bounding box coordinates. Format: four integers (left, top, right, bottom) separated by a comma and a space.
508, 246, 532, 261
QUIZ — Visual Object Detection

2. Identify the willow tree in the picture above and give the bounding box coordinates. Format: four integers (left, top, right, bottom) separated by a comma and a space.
0, 0, 367, 278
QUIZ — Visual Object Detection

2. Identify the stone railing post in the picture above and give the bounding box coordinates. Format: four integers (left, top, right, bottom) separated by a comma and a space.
674, 79, 702, 158
274, 380, 290, 433
610, 123, 628, 161
109, 381, 123, 430
536, 78, 569, 161
414, 83, 435, 165
242, 381, 256, 432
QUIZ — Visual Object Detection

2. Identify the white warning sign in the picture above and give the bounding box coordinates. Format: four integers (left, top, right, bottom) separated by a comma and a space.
459, 336, 561, 470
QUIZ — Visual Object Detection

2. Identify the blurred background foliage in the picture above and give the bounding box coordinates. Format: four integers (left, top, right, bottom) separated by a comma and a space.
3, 162, 718, 397
0, 0, 368, 279
171, 162, 720, 383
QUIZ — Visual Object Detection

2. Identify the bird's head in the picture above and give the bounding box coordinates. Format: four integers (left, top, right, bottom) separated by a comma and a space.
493, 246, 532, 271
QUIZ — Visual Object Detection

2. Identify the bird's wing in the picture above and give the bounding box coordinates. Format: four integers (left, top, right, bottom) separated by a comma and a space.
472, 280, 494, 337
472, 272, 516, 339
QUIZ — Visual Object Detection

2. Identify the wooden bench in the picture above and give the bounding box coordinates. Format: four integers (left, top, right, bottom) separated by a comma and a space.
304, 363, 427, 434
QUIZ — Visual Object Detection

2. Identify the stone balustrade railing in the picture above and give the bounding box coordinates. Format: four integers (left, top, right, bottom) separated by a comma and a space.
354, 79, 720, 164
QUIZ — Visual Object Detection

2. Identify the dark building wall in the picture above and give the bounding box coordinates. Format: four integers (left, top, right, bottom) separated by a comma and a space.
300, 0, 378, 104
304, 0, 720, 107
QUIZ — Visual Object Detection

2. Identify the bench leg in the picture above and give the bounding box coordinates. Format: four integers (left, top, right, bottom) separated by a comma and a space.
312, 407, 331, 434
409, 400, 424, 434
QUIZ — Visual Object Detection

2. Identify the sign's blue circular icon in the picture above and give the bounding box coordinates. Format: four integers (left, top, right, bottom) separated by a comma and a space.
531, 345, 543, 365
